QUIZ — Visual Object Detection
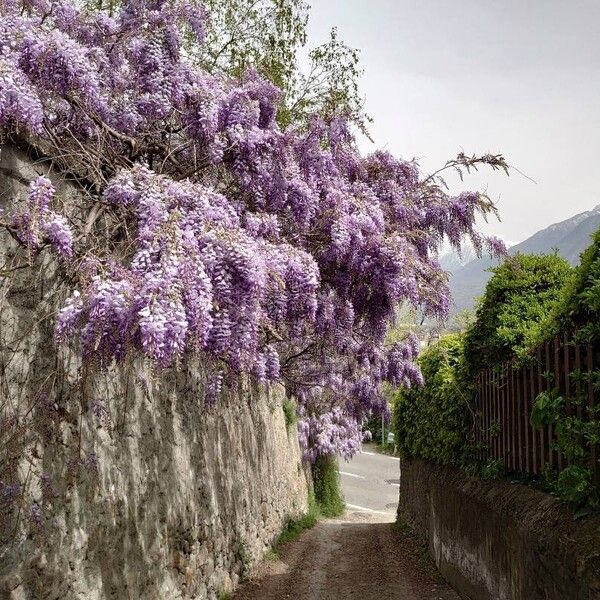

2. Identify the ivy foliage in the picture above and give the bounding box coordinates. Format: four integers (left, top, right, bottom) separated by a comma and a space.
393, 334, 473, 466
530, 229, 600, 347
392, 243, 600, 508
463, 253, 572, 373
531, 390, 600, 507
530, 390, 565, 428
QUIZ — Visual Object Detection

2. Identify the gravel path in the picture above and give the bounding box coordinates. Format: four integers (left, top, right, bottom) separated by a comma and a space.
233, 511, 461, 600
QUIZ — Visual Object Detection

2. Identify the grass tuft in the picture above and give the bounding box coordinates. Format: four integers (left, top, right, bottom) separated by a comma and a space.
282, 398, 298, 430
312, 454, 345, 517
263, 453, 345, 563
276, 493, 319, 547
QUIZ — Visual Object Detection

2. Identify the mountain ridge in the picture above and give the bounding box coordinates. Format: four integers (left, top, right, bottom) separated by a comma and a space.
448, 205, 600, 314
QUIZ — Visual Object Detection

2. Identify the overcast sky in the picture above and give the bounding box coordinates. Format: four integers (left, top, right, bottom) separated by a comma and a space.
305, 0, 600, 243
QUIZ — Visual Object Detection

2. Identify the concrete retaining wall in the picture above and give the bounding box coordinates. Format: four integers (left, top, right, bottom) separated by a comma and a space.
398, 457, 600, 600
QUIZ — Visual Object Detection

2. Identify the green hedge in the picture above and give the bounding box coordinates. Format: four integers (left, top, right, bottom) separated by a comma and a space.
529, 229, 600, 346
393, 333, 474, 466
392, 240, 600, 507
463, 253, 572, 373
312, 454, 345, 517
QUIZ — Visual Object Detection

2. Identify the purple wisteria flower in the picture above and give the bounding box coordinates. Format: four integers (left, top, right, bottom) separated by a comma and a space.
0, 0, 506, 460
11, 177, 73, 259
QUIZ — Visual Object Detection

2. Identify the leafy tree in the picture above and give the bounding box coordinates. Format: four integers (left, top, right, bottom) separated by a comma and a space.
87, 0, 369, 132
277, 27, 370, 135
198, 0, 308, 88
199, 1, 370, 132
463, 253, 572, 374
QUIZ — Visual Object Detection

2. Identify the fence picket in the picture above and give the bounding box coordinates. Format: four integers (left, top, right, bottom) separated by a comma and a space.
474, 334, 598, 480
587, 344, 599, 487
510, 363, 517, 471
537, 346, 545, 472
546, 341, 554, 470
554, 337, 564, 471
523, 362, 530, 472
530, 360, 537, 474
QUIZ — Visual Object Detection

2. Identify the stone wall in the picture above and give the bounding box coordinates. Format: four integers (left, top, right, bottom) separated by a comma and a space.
0, 143, 309, 600
398, 457, 600, 600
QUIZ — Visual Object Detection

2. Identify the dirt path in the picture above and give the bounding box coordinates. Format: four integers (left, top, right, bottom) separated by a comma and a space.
233, 511, 461, 600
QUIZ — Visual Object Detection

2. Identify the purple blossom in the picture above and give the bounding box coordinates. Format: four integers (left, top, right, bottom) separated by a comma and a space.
486, 236, 508, 256
29, 503, 42, 528
40, 473, 56, 498
83, 452, 99, 473
204, 370, 224, 407
298, 407, 362, 462
11, 177, 74, 260
0, 480, 20, 504
0, 0, 505, 460
42, 213, 73, 259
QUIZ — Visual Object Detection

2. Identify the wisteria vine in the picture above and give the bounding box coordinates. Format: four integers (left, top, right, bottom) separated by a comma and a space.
0, 0, 506, 460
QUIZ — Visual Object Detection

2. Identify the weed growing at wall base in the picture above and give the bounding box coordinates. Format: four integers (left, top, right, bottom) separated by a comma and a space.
272, 455, 345, 557
312, 454, 345, 517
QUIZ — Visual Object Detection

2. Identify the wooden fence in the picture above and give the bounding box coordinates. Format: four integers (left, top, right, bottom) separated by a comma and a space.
473, 332, 599, 478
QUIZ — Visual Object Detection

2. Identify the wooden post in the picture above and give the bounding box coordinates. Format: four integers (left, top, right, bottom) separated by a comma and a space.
510, 363, 517, 471
546, 341, 554, 470
554, 337, 563, 471
587, 344, 599, 488
483, 369, 488, 460
530, 360, 537, 475
494, 369, 500, 461
522, 363, 530, 473
537, 346, 545, 472
502, 363, 508, 468
516, 365, 523, 472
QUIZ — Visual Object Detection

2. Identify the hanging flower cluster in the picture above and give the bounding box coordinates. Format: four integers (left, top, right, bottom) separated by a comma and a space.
0, 0, 505, 459
298, 407, 363, 462
11, 176, 73, 259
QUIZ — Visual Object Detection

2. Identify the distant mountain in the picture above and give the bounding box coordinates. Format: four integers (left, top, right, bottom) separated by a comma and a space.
438, 243, 478, 274
447, 205, 600, 315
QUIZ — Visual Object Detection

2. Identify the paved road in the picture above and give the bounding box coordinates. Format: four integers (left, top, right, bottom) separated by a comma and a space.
338, 445, 400, 519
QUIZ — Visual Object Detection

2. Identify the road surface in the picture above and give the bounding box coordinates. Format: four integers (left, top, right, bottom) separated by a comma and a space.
338, 445, 400, 519
233, 448, 460, 600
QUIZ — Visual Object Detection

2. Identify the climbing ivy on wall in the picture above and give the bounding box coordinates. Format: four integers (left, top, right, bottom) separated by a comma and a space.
393, 334, 474, 467
531, 388, 600, 507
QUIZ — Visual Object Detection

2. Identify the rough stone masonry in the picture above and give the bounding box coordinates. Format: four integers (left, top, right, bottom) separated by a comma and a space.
0, 143, 309, 600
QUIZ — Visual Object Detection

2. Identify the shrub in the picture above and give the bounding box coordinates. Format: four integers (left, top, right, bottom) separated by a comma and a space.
272, 457, 345, 554
312, 454, 345, 517
555, 466, 596, 506
275, 493, 319, 547
282, 398, 298, 430
531, 391, 600, 506
393, 334, 474, 466
464, 253, 572, 373
530, 228, 600, 346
